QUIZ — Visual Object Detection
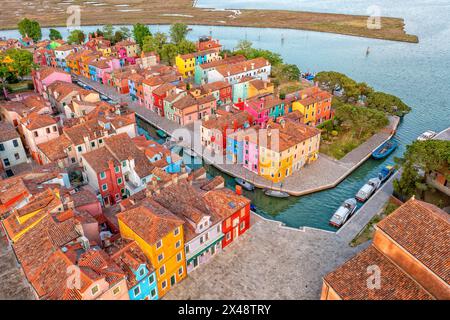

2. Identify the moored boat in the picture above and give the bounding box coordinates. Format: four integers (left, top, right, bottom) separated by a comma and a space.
329, 198, 358, 228
156, 129, 168, 138
417, 130, 437, 141
378, 165, 395, 183
372, 139, 398, 159
355, 178, 381, 202
234, 178, 255, 191
264, 189, 290, 198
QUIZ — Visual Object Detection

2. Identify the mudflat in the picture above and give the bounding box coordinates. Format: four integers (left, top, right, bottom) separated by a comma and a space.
1, 0, 418, 43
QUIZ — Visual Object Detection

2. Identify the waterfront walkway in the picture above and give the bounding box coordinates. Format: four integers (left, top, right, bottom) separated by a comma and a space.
0, 226, 35, 299
77, 75, 400, 196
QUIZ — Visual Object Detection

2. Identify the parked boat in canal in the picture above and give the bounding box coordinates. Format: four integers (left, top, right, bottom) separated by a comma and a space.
329, 198, 358, 228
417, 130, 437, 141
355, 178, 381, 202
372, 139, 398, 159
264, 189, 290, 198
235, 178, 255, 191
156, 129, 168, 138
378, 165, 395, 183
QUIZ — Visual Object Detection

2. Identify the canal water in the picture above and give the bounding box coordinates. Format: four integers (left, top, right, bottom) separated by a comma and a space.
1, 0, 449, 231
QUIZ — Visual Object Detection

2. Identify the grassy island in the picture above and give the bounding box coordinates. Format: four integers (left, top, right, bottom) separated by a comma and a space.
0, 0, 418, 43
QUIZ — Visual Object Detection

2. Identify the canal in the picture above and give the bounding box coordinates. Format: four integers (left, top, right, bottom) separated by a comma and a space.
1, 0, 449, 231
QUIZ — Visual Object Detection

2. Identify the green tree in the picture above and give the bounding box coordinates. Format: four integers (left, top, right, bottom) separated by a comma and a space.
0, 49, 34, 97
160, 43, 179, 65
170, 23, 189, 44
113, 31, 125, 44
102, 24, 115, 41
133, 23, 152, 48
177, 39, 197, 55
17, 18, 42, 42
67, 30, 86, 45
119, 26, 131, 39
49, 29, 62, 40
367, 91, 411, 116
142, 32, 168, 53
394, 140, 450, 198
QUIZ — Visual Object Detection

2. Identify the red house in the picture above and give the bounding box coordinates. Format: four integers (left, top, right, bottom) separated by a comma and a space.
204, 187, 251, 248
152, 83, 176, 117
81, 147, 125, 207
201, 81, 232, 106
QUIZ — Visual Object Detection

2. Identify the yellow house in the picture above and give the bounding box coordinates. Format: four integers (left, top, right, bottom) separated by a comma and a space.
117, 198, 187, 297
258, 120, 321, 183
292, 100, 317, 126
175, 53, 196, 78
98, 45, 112, 57
248, 79, 274, 100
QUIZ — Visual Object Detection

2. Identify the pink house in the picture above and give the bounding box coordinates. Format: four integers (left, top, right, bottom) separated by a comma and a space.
142, 76, 164, 110
117, 47, 137, 65
32, 67, 72, 98
89, 58, 121, 84
243, 134, 259, 174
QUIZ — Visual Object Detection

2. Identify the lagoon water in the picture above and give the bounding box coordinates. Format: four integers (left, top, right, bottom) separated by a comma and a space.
1, 0, 449, 230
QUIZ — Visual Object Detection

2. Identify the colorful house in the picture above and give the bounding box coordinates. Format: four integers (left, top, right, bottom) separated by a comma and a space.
175, 53, 196, 78
117, 198, 186, 298
203, 188, 251, 249
207, 57, 271, 85
200, 81, 232, 106
110, 240, 159, 300
232, 76, 252, 103
152, 83, 177, 117
194, 55, 246, 85
32, 67, 72, 99
81, 147, 125, 207
243, 95, 285, 127
54, 45, 75, 71
290, 86, 333, 126
248, 79, 274, 100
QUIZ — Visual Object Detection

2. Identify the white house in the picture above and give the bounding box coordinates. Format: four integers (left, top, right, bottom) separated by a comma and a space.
207, 57, 271, 85
0, 121, 27, 169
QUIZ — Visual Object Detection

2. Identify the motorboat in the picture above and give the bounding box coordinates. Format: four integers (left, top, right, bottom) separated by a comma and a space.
329, 198, 358, 228
235, 178, 255, 191
156, 129, 168, 139
372, 139, 398, 159
417, 130, 437, 141
355, 178, 381, 202
378, 165, 395, 183
264, 189, 290, 198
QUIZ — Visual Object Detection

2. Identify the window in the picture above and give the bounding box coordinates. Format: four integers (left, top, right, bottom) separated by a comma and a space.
3, 158, 10, 167
53, 126, 57, 132
12, 140, 19, 147
139, 268, 145, 277
216, 225, 221, 233
100, 172, 106, 179
46, 128, 50, 134
151, 289, 157, 298
158, 253, 164, 262
226, 232, 231, 241
240, 221, 246, 231
200, 236, 204, 244
91, 285, 99, 295
14, 153, 20, 160
115, 166, 120, 173
174, 227, 180, 236
122, 161, 127, 167
0, 143, 4, 151
102, 184, 108, 191
156, 240, 162, 249
33, 131, 39, 137
161, 280, 167, 289
99, 139, 103, 144
133, 286, 140, 297
185, 245, 190, 254
91, 141, 96, 148
77, 146, 82, 152
177, 252, 182, 262
159, 265, 165, 276
175, 240, 181, 249
225, 218, 231, 228
178, 267, 183, 276
113, 286, 120, 295
117, 177, 123, 185
240, 208, 246, 218
149, 274, 155, 284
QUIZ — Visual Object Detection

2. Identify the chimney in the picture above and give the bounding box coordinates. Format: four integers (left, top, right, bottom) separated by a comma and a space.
251, 63, 255, 70
79, 236, 90, 251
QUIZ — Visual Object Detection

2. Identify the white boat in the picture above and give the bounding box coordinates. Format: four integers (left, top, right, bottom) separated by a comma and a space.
329, 198, 358, 228
235, 178, 255, 191
264, 189, 290, 198
417, 130, 437, 141
355, 178, 381, 202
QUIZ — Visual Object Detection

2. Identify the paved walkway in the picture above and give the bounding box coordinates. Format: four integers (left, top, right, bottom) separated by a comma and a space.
77, 76, 400, 196
0, 226, 35, 300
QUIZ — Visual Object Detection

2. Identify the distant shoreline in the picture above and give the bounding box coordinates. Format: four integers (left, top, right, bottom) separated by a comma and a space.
0, 1, 418, 43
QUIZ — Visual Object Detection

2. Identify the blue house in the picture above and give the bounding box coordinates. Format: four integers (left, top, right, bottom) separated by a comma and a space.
226, 133, 244, 164
111, 240, 159, 300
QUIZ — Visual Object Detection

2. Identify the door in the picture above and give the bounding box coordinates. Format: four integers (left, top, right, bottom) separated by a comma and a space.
170, 275, 176, 286
193, 257, 198, 269
233, 226, 239, 240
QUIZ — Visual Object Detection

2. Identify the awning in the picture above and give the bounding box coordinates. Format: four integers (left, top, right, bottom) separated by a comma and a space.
187, 235, 224, 263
